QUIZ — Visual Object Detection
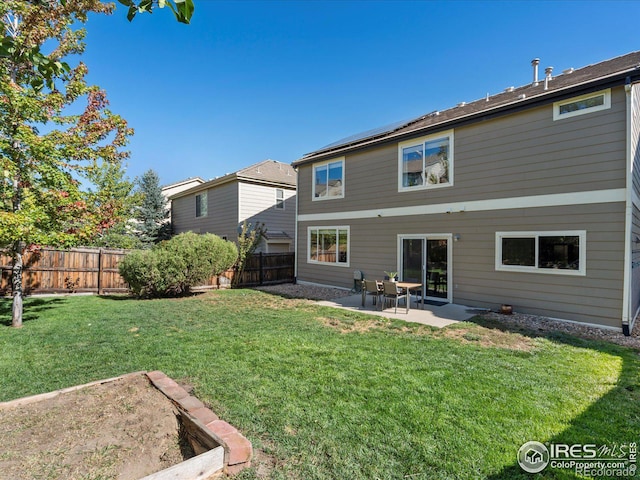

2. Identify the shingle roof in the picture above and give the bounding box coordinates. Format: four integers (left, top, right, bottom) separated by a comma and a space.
295, 50, 640, 165
161, 177, 205, 190
236, 159, 296, 185
169, 160, 296, 200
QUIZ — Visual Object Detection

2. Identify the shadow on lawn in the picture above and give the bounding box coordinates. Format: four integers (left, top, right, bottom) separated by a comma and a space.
96, 291, 208, 302
475, 318, 640, 479
0, 297, 68, 326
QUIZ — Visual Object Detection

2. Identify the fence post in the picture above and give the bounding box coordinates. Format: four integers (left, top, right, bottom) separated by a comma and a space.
97, 249, 103, 295
259, 252, 264, 286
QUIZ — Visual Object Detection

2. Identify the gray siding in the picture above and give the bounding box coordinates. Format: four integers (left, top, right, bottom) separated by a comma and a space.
297, 85, 630, 328
172, 182, 239, 241
631, 205, 640, 322
298, 87, 627, 216
631, 84, 640, 194
299, 202, 625, 327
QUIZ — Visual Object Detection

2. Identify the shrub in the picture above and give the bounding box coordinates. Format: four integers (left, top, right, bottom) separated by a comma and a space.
119, 232, 238, 298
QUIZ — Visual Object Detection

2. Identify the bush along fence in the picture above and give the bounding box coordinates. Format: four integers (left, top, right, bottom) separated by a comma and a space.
0, 247, 295, 295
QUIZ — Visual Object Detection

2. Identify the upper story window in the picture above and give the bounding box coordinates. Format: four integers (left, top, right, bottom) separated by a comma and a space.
313, 158, 344, 200
195, 191, 208, 218
398, 130, 453, 192
553, 89, 611, 121
495, 231, 586, 276
275, 188, 284, 209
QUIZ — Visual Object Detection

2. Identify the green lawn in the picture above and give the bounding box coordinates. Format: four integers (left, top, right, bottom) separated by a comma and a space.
1, 290, 639, 479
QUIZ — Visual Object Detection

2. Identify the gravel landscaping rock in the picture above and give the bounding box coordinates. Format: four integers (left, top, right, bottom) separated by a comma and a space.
254, 283, 640, 350
481, 310, 640, 350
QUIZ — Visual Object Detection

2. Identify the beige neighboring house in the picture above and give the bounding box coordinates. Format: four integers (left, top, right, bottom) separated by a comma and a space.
170, 160, 296, 253
162, 177, 205, 224
293, 50, 640, 334
162, 177, 206, 200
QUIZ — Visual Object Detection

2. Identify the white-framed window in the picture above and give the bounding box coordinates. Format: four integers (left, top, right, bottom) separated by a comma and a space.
313, 157, 344, 200
308, 226, 350, 266
495, 231, 586, 276
195, 191, 208, 218
553, 89, 611, 121
275, 188, 284, 209
398, 130, 454, 192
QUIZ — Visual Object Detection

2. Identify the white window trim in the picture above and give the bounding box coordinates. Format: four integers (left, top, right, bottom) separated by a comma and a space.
553, 89, 611, 121
312, 157, 345, 201
195, 191, 208, 218
275, 188, 285, 210
307, 226, 350, 267
398, 130, 454, 193
495, 230, 586, 276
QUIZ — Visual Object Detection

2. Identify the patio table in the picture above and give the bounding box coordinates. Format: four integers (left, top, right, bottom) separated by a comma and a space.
395, 282, 423, 311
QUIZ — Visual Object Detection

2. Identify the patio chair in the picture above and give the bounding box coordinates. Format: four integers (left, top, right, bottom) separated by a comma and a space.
362, 279, 382, 307
382, 281, 408, 313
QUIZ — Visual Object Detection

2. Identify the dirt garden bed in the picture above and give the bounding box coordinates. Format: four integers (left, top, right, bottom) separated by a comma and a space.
0, 373, 193, 480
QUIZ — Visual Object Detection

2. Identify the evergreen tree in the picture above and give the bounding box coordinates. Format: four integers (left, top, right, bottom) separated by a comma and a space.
136, 169, 170, 245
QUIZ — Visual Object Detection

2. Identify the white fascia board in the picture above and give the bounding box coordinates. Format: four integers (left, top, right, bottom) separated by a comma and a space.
298, 188, 626, 222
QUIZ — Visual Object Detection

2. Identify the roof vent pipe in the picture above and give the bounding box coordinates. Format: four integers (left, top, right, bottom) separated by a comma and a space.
531, 58, 540, 86
544, 66, 553, 90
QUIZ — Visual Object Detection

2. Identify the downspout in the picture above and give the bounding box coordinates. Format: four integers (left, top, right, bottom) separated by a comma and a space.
622, 77, 633, 336
294, 166, 299, 283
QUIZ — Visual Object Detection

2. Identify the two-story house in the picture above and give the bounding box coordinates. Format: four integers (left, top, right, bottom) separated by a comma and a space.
293, 51, 640, 334
171, 160, 296, 253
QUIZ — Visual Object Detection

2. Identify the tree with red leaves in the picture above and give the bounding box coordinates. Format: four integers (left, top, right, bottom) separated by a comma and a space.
0, 0, 134, 327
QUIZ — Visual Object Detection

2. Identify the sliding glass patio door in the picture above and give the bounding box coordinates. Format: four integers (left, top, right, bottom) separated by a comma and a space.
399, 235, 452, 303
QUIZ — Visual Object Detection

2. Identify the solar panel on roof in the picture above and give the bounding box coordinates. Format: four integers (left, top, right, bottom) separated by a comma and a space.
317, 117, 417, 151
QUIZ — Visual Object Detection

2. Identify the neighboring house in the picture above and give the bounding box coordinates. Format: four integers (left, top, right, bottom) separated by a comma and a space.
292, 51, 640, 334
170, 160, 296, 253
162, 177, 205, 224
162, 177, 206, 201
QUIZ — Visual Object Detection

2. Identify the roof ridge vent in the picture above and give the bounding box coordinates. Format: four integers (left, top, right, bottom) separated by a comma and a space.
457, 101, 466, 107
505, 86, 515, 93
562, 67, 575, 74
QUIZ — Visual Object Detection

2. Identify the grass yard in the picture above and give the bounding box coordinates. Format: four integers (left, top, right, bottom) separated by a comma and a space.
1, 290, 639, 479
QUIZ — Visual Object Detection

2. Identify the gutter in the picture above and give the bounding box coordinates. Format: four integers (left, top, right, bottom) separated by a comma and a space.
169, 174, 295, 201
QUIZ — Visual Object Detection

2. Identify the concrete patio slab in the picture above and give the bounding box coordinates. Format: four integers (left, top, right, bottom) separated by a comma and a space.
317, 293, 487, 328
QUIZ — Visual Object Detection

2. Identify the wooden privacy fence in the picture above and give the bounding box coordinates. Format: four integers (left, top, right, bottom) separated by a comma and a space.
0, 248, 295, 295
0, 247, 129, 295
233, 252, 295, 287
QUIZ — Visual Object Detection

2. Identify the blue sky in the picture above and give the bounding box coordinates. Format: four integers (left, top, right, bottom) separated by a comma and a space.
81, 0, 640, 186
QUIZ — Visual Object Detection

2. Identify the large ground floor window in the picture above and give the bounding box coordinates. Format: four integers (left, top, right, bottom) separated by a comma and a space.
308, 226, 350, 266
495, 231, 586, 276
